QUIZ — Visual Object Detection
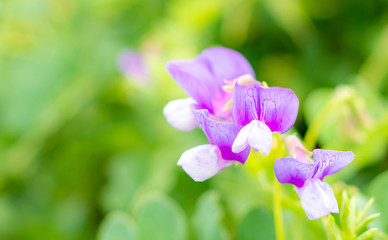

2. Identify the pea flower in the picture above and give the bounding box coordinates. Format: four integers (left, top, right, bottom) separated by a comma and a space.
163, 46, 298, 181
163, 47, 256, 131
118, 49, 150, 85
231, 82, 299, 156
177, 107, 250, 182
274, 140, 354, 220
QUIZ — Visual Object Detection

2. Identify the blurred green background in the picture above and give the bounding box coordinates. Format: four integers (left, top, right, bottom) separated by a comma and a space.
1, 0, 388, 239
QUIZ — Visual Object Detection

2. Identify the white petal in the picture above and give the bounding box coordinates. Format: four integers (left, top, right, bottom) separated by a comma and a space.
163, 98, 197, 131
247, 120, 273, 156
232, 122, 253, 153
295, 179, 339, 220
177, 144, 233, 182
232, 120, 273, 155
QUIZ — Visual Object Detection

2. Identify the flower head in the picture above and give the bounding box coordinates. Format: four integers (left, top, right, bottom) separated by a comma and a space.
231, 82, 299, 156
275, 149, 354, 219
163, 47, 255, 131
118, 49, 149, 85
164, 46, 300, 182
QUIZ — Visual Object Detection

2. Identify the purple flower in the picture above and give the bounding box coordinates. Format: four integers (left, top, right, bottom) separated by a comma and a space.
231, 82, 299, 156
274, 149, 354, 220
177, 107, 250, 181
163, 47, 255, 131
118, 49, 149, 85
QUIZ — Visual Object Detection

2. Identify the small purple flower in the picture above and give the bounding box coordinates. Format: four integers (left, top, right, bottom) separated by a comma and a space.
231, 82, 299, 156
163, 47, 255, 131
164, 46, 299, 181
274, 149, 354, 220
118, 49, 150, 85
177, 107, 250, 182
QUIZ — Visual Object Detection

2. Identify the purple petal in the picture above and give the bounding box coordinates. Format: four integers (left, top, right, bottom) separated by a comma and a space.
178, 144, 233, 182
259, 87, 299, 133
232, 82, 261, 126
312, 149, 355, 180
200, 47, 256, 83
232, 83, 299, 133
211, 91, 233, 121
166, 60, 220, 112
274, 157, 315, 188
295, 179, 339, 220
192, 107, 250, 163
166, 47, 256, 116
163, 98, 197, 131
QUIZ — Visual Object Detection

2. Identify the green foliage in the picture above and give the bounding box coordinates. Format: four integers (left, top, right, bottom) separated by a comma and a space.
192, 191, 230, 240
303, 85, 387, 169
327, 193, 382, 240
238, 208, 276, 240
134, 193, 187, 240
100, 152, 146, 212
98, 212, 138, 240
368, 171, 388, 233
0, 0, 388, 239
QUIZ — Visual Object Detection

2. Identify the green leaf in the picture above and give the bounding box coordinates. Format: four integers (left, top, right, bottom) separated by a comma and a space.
142, 147, 179, 193
355, 228, 377, 240
238, 207, 276, 240
98, 211, 138, 240
357, 198, 375, 223
340, 192, 351, 235
327, 215, 342, 240
135, 193, 187, 240
368, 171, 388, 232
192, 191, 230, 240
355, 213, 380, 235
100, 152, 146, 213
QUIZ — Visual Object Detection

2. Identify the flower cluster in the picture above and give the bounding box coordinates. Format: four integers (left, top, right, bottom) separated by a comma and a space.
277, 135, 354, 219
163, 47, 354, 220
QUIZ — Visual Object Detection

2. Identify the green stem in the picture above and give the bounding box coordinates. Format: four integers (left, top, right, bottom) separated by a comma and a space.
304, 87, 353, 150
358, 26, 388, 90
274, 179, 285, 240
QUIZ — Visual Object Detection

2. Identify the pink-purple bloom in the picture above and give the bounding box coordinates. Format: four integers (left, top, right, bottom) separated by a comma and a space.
164, 46, 355, 220
231, 82, 299, 156
275, 147, 354, 220
118, 49, 149, 85
164, 46, 300, 181
163, 47, 256, 131
164, 47, 255, 181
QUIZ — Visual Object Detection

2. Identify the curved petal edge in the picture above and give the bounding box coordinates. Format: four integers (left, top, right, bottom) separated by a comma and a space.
177, 144, 233, 182
163, 98, 197, 131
